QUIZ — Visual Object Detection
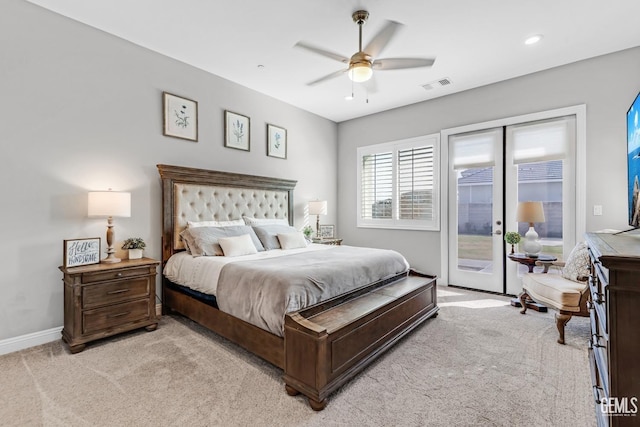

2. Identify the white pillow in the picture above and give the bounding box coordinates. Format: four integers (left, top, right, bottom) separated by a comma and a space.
218, 234, 259, 257
561, 242, 590, 282
277, 232, 308, 250
187, 219, 244, 228
242, 216, 289, 226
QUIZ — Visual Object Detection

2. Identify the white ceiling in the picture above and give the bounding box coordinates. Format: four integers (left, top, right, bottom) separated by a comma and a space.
26, 0, 640, 122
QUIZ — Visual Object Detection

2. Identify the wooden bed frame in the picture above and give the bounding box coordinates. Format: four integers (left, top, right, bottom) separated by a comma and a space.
158, 164, 439, 410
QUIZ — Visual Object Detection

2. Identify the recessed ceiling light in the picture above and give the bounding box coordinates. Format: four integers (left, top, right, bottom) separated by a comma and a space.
524, 34, 543, 45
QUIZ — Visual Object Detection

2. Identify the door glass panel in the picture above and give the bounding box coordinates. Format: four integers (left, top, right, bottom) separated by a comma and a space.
515, 159, 564, 275
456, 166, 494, 272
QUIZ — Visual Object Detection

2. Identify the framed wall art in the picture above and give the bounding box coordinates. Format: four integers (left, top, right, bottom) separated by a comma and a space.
319, 224, 335, 239
267, 123, 287, 159
163, 92, 198, 141
63, 237, 101, 268
224, 110, 250, 151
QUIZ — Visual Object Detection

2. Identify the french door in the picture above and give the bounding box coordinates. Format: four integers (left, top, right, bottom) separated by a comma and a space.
448, 128, 504, 293
447, 116, 576, 294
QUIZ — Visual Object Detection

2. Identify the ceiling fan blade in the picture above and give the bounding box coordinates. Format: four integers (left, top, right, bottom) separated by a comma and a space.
306, 69, 348, 86
294, 42, 349, 63
364, 20, 403, 58
372, 58, 435, 70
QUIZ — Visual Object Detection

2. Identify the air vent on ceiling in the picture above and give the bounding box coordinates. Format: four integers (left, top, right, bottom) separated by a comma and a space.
422, 78, 452, 91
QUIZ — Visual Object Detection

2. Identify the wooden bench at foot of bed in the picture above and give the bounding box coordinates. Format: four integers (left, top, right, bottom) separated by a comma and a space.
283, 270, 438, 410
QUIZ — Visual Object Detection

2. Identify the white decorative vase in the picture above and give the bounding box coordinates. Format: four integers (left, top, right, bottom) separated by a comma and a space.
128, 248, 143, 260
522, 226, 542, 257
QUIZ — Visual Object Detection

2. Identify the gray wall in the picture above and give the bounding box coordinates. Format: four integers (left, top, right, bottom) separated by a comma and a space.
0, 1, 337, 341
337, 47, 640, 275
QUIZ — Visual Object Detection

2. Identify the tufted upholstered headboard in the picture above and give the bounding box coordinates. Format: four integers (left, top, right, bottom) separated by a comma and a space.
157, 164, 297, 265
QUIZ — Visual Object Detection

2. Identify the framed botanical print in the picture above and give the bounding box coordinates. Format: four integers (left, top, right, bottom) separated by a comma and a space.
163, 92, 198, 141
267, 123, 287, 159
224, 110, 250, 151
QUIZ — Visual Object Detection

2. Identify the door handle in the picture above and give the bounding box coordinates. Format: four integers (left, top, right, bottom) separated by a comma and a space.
494, 230, 502, 235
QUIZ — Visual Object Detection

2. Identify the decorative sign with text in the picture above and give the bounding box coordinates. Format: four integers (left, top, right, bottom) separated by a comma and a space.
63, 238, 101, 268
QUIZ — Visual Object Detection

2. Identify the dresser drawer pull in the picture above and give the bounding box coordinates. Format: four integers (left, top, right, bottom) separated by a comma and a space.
593, 292, 605, 304
106, 289, 130, 295
592, 334, 605, 348
107, 311, 130, 319
116, 273, 123, 277
593, 385, 604, 404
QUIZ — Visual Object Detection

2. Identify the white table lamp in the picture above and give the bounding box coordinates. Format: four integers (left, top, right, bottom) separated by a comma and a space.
516, 201, 545, 257
308, 200, 327, 239
88, 190, 131, 263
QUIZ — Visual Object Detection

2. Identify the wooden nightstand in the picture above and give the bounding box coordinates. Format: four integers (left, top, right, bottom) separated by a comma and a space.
313, 238, 343, 246
60, 258, 159, 353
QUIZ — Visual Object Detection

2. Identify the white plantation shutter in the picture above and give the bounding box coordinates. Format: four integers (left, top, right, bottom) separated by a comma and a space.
361, 152, 393, 219
357, 134, 440, 230
398, 146, 434, 220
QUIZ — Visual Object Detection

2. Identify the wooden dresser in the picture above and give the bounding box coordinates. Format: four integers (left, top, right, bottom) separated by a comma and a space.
60, 258, 159, 353
585, 232, 640, 426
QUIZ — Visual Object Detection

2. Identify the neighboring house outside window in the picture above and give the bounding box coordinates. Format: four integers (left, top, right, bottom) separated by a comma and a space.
458, 160, 563, 238
357, 134, 440, 231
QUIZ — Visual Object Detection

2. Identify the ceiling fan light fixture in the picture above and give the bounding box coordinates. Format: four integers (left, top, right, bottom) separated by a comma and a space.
348, 63, 373, 82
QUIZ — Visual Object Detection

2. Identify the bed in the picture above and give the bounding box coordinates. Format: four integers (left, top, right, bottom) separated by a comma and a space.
157, 164, 439, 410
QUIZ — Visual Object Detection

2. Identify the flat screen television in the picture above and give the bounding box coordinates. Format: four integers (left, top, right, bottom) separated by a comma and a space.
628, 91, 640, 228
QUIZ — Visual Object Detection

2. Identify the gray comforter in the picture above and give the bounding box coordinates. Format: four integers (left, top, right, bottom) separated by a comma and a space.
216, 246, 409, 336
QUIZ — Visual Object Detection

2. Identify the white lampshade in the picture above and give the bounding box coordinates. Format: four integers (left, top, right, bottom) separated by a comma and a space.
309, 200, 327, 216
348, 64, 373, 83
516, 201, 545, 224
88, 191, 131, 217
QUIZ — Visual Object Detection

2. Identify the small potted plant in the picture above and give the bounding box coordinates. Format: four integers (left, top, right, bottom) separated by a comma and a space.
122, 237, 146, 259
504, 232, 521, 255
302, 226, 314, 241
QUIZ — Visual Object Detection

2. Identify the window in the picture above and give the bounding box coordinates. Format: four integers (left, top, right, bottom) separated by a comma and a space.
357, 134, 440, 230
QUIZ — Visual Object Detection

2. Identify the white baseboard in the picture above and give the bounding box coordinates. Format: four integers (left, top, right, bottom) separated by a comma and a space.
1, 306, 164, 357
0, 326, 63, 356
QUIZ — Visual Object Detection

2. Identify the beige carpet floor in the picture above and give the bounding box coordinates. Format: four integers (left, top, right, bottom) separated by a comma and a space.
0, 287, 595, 427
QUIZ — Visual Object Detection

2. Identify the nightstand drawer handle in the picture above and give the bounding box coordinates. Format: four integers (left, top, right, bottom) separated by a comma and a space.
107, 289, 130, 295
107, 311, 130, 319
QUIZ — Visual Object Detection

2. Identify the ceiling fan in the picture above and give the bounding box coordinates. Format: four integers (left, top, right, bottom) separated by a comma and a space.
295, 10, 435, 87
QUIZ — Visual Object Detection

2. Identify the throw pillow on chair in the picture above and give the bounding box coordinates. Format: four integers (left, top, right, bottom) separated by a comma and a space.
519, 242, 590, 344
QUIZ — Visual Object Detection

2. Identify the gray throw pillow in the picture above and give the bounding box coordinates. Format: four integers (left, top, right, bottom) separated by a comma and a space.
181, 225, 265, 256
252, 224, 298, 250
